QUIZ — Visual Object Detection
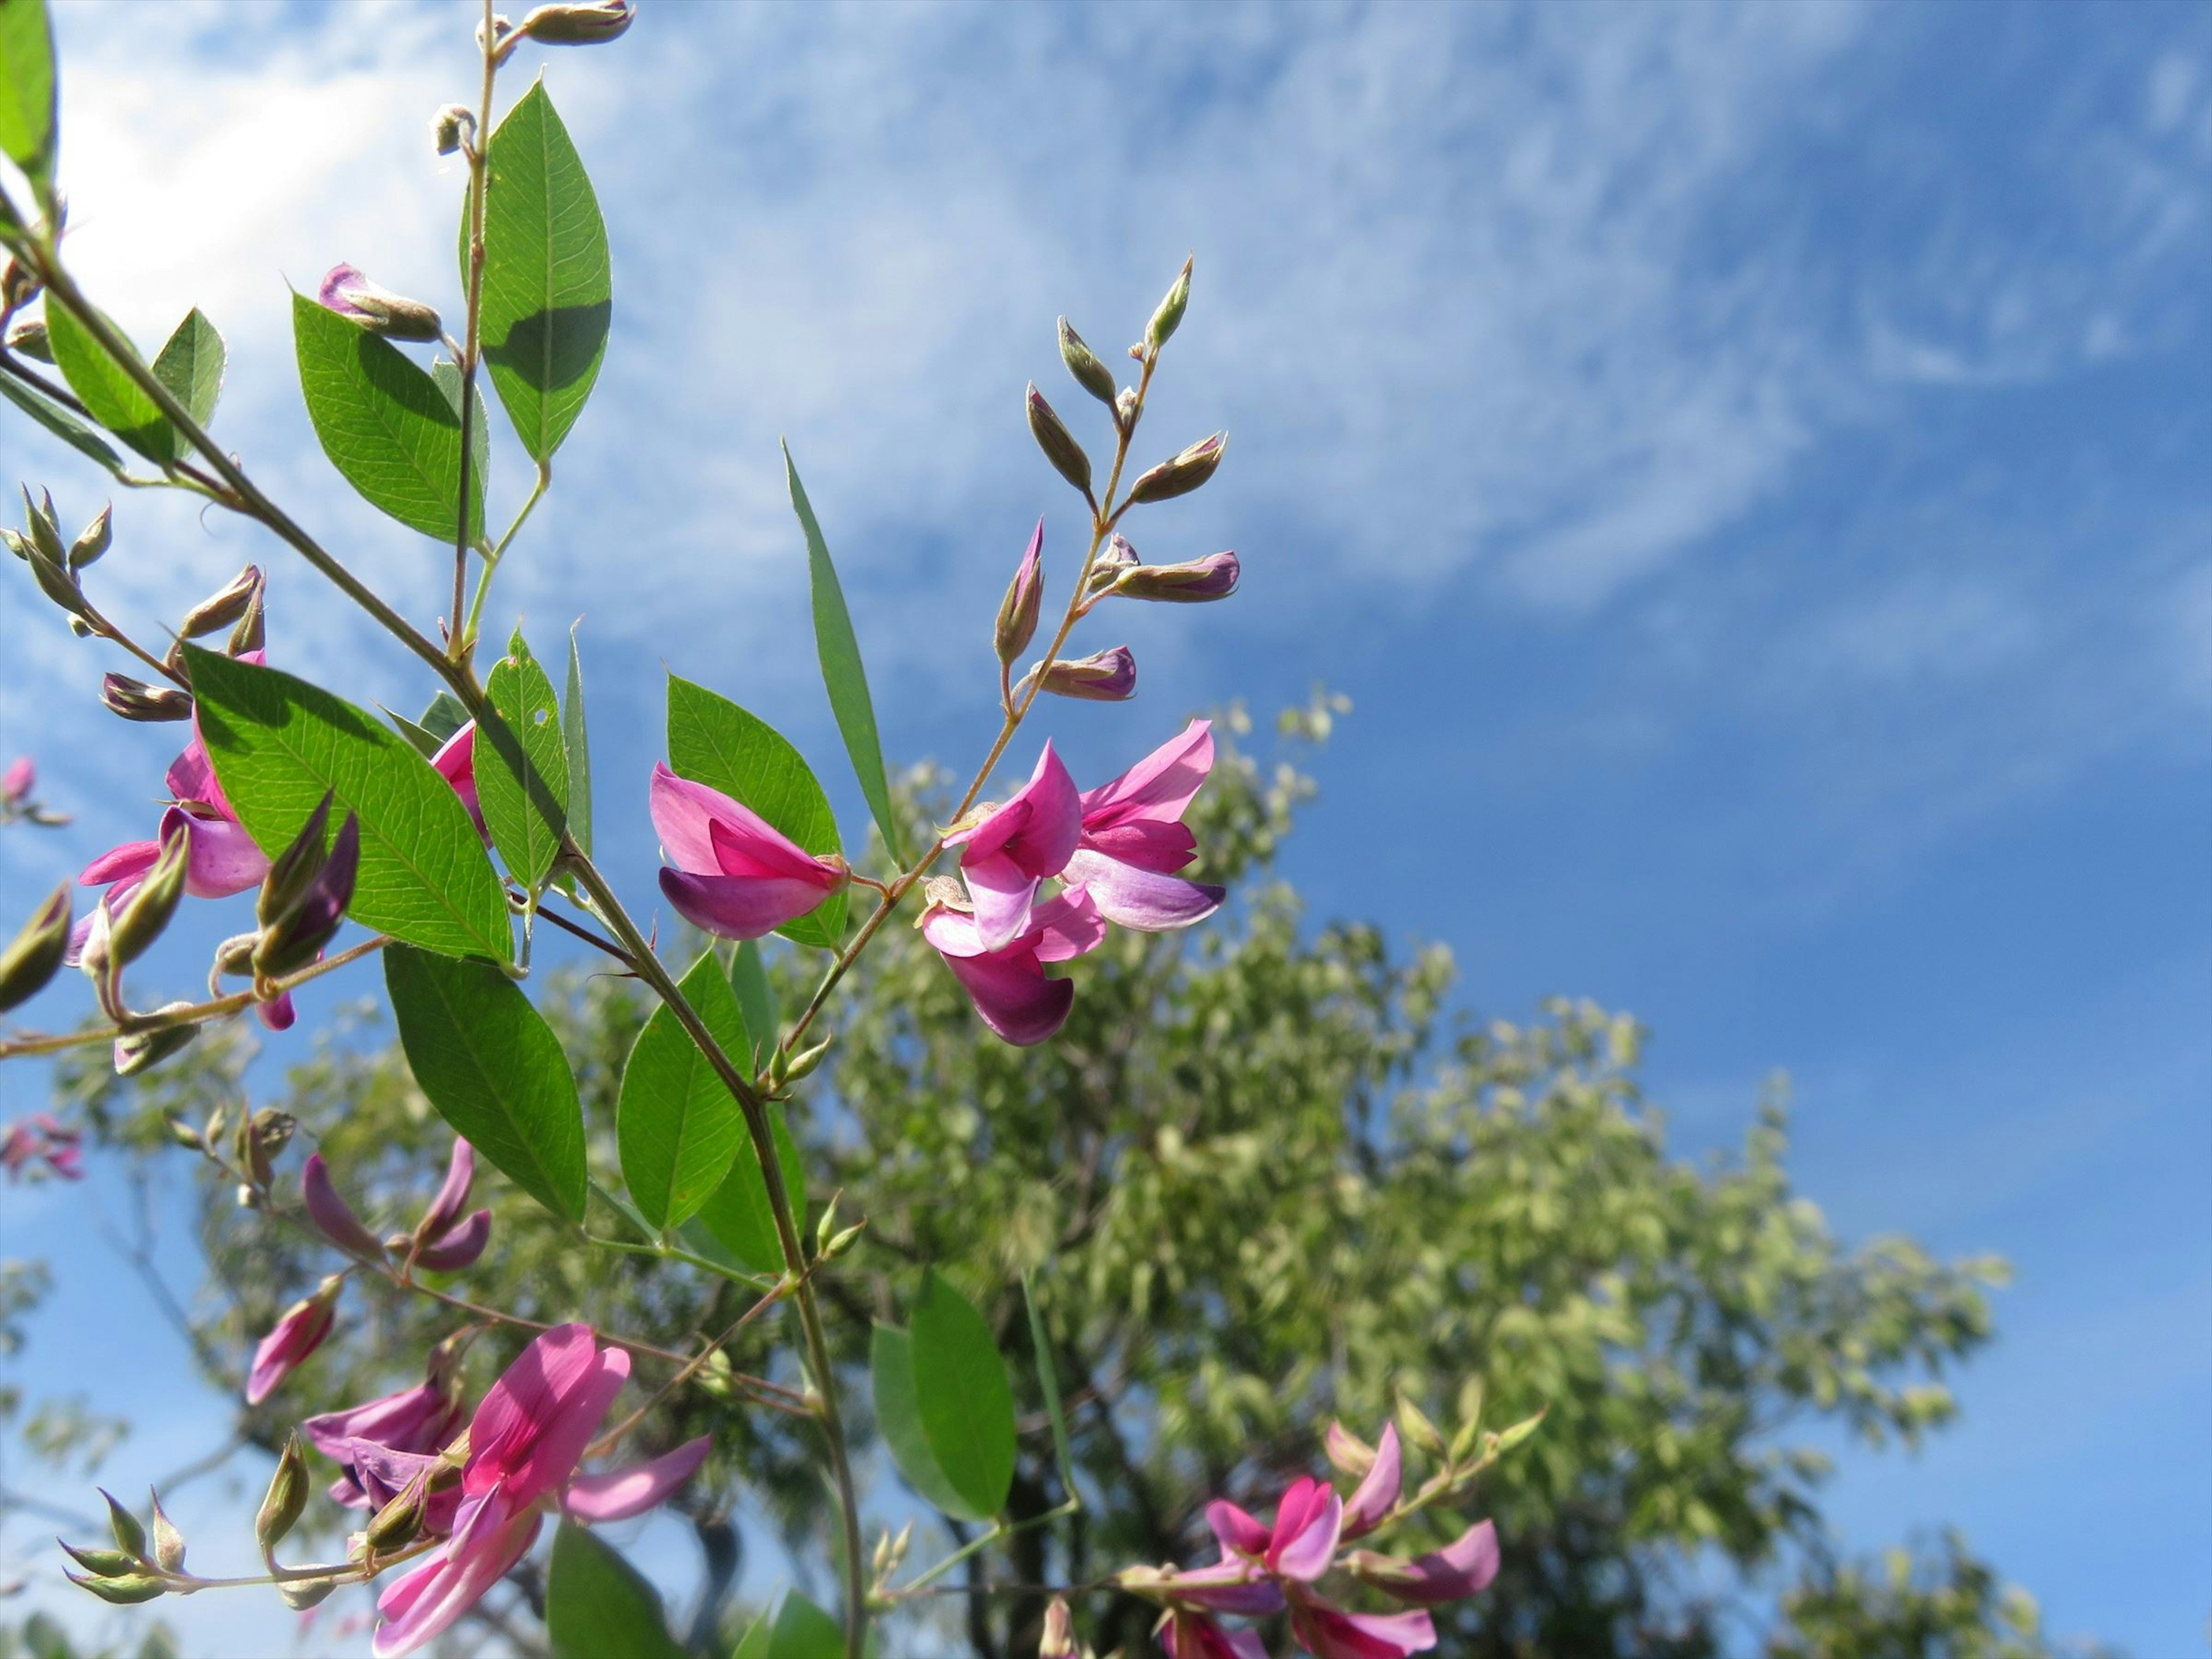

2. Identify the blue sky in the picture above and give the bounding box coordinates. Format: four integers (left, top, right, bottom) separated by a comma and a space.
2, 1, 2207, 1654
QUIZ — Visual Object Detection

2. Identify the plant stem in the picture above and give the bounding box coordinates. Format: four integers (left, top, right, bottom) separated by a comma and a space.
465, 459, 550, 650
885, 1498, 1081, 1604
449, 0, 499, 666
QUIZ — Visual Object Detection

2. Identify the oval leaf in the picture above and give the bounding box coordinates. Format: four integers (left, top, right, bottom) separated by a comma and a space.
0, 369, 128, 479
617, 950, 748, 1232
184, 647, 510, 961
0, 0, 56, 183
872, 1322, 990, 1521
767, 1593, 844, 1659
783, 445, 902, 865
728, 938, 777, 1060
563, 622, 593, 857
292, 290, 483, 541
695, 1104, 804, 1275
664, 675, 846, 950
478, 82, 612, 462
480, 634, 569, 893
385, 943, 586, 1224
46, 302, 180, 463
910, 1268, 1016, 1520
151, 308, 225, 427
546, 1520, 683, 1659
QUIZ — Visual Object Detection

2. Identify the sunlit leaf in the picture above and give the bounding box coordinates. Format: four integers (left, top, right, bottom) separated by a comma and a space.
617, 950, 748, 1232
910, 1267, 1016, 1519
0, 368, 128, 478
546, 1520, 683, 1659
695, 1104, 804, 1275
45, 303, 179, 464
150, 308, 224, 427
563, 622, 592, 857
872, 1322, 988, 1520
0, 0, 57, 184
479, 632, 569, 893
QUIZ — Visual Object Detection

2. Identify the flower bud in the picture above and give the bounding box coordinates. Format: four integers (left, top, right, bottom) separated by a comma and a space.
1114, 386, 1139, 429
1040, 1597, 1077, 1658
1057, 317, 1117, 407
179, 563, 261, 639
1325, 1419, 1378, 1480
25, 540, 88, 619
1026, 383, 1092, 496
277, 1575, 339, 1611
1487, 1406, 1547, 1459
247, 1281, 341, 1407
366, 1476, 427, 1552
254, 810, 358, 979
823, 1221, 866, 1260
248, 1108, 297, 1187
258, 791, 336, 928
113, 1014, 199, 1077
316, 264, 442, 342
1145, 255, 1193, 350
430, 104, 476, 156
1111, 550, 1240, 604
100, 673, 193, 722
20, 485, 65, 564
814, 1191, 842, 1254
1033, 645, 1137, 703
0, 881, 71, 1012
412, 1207, 491, 1271
100, 1488, 148, 1558
1395, 1395, 1447, 1459
302, 1153, 385, 1259
148, 1490, 186, 1573
5, 315, 52, 361
68, 503, 111, 570
108, 821, 191, 967
228, 578, 266, 656
516, 0, 635, 45
60, 1541, 141, 1578
416, 1137, 479, 1241
66, 1570, 165, 1604
783, 1032, 834, 1084
994, 519, 1045, 666
1126, 432, 1226, 506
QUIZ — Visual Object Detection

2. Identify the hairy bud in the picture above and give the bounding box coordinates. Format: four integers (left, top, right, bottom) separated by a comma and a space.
108, 820, 190, 967
179, 564, 261, 639
0, 880, 71, 1013
1040, 1597, 1078, 1658
247, 1108, 298, 1188
516, 0, 635, 46
65, 1570, 165, 1605
1145, 255, 1194, 350
1111, 550, 1240, 604
113, 1013, 199, 1078
100, 673, 193, 723
100, 1488, 148, 1558
430, 104, 476, 156
255, 810, 359, 979
366, 1478, 426, 1552
148, 1490, 186, 1573
1395, 1395, 1447, 1459
258, 791, 336, 928
5, 315, 52, 362
59, 1541, 141, 1578
302, 1153, 386, 1259
994, 519, 1045, 666
823, 1221, 866, 1260
316, 265, 442, 342
1057, 317, 1117, 407
255, 1433, 310, 1555
1126, 431, 1226, 506
1025, 383, 1092, 496
68, 503, 111, 570
277, 1576, 339, 1612
1032, 645, 1137, 703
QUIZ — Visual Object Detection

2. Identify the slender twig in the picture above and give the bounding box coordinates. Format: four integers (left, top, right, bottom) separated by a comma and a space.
586, 1274, 800, 1460
449, 0, 499, 665
883, 1499, 1081, 1604
465, 459, 550, 649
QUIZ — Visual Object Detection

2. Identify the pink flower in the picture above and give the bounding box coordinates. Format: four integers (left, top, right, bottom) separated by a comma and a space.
2, 756, 32, 803
1345, 1521, 1501, 1606
79, 729, 268, 904
1339, 1423, 1402, 1540
651, 763, 849, 941
430, 722, 486, 841
0, 1113, 81, 1181
1162, 1611, 1270, 1659
1063, 720, 1224, 931
304, 1349, 469, 1512
370, 1325, 709, 1658
1287, 1604, 1436, 1659
245, 1274, 343, 1405
920, 887, 1105, 1046
945, 742, 1082, 950
300, 1139, 492, 1272
316, 264, 442, 342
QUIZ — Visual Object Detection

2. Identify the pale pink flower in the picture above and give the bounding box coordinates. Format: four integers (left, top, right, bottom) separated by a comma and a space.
0, 1113, 81, 1181
1287, 1603, 1437, 1659
245, 1274, 344, 1404
919, 887, 1105, 1046
1063, 720, 1224, 931
1345, 1521, 1501, 1606
1, 756, 32, 803
650, 763, 848, 940
303, 1347, 469, 1513
1339, 1423, 1402, 1540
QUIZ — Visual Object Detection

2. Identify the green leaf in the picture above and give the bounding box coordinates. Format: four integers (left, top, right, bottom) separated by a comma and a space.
766, 1593, 844, 1659
872, 1322, 989, 1520
695, 1104, 804, 1274
430, 357, 493, 499
730, 1610, 772, 1659
563, 622, 592, 857
150, 309, 224, 427
910, 1268, 1017, 1520
0, 368, 128, 478
385, 944, 586, 1223
728, 938, 777, 1062
479, 634, 569, 892
418, 691, 471, 745
291, 290, 483, 541
184, 648, 510, 961
617, 950, 749, 1232
546, 1521, 683, 1659
783, 445, 902, 864
1022, 1270, 1076, 1499
664, 675, 847, 950
0, 0, 56, 184
382, 705, 445, 759
477, 82, 611, 463
45, 303, 180, 463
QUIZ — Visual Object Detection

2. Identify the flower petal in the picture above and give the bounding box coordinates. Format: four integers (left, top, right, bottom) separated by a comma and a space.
79, 841, 160, 889
965, 852, 1042, 953
1062, 850, 1222, 931
414, 1209, 492, 1272
659, 866, 833, 941
1164, 1613, 1271, 1659
1340, 1423, 1402, 1541
302, 1152, 384, 1258
563, 1434, 711, 1522
431, 723, 486, 839
650, 763, 824, 884
1206, 1499, 1272, 1558
371, 1494, 540, 1658
1028, 887, 1107, 963
1079, 719, 1213, 831
169, 806, 269, 897
465, 1324, 602, 1493
938, 946, 1075, 1047
1269, 1483, 1342, 1584
1289, 1603, 1437, 1659
965, 742, 1081, 876
419, 1138, 476, 1240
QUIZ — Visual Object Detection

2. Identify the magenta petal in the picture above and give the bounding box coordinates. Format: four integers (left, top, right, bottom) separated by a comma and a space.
420, 1138, 476, 1238
466, 1325, 601, 1490
965, 852, 1042, 953
562, 1434, 710, 1522
1270, 1486, 1343, 1584
1291, 1603, 1437, 1659
939, 948, 1075, 1047
1079, 719, 1214, 830
256, 990, 298, 1032
244, 1289, 337, 1405
414, 1209, 491, 1271
1340, 1423, 1402, 1541
1164, 1615, 1271, 1659
1080, 816, 1199, 874
171, 807, 269, 897
1063, 850, 1222, 932
164, 732, 221, 810
431, 724, 486, 838
303, 1380, 461, 1461
1160, 1558, 1285, 1616
302, 1153, 385, 1257
1028, 887, 1107, 963
1384, 1520, 1500, 1604
372, 1493, 540, 1658
651, 763, 825, 883
968, 743, 1081, 874
659, 866, 831, 941
79, 840, 160, 888
1207, 1498, 1272, 1558
918, 904, 988, 959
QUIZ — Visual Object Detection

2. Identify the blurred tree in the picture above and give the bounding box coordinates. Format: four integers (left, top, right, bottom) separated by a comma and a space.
25, 698, 2109, 1658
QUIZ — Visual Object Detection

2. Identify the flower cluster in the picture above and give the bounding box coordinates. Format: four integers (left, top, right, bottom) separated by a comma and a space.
1120, 1423, 1499, 1659
0, 1111, 81, 1180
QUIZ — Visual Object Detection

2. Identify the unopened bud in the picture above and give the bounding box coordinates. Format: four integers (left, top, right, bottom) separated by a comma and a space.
164, 1113, 203, 1151
516, 0, 635, 45
1032, 645, 1137, 703
20, 486, 65, 565
108, 820, 191, 966
1111, 550, 1239, 604
255, 810, 358, 978
430, 104, 476, 156
994, 519, 1045, 665
1487, 1407, 1546, 1459
1114, 386, 1139, 429
815, 1191, 842, 1253
5, 316, 52, 361
277, 1575, 339, 1611
100, 1488, 147, 1558
114, 1013, 199, 1077
0, 880, 71, 1012
1040, 1597, 1077, 1658
179, 564, 260, 639
258, 791, 336, 927
823, 1221, 866, 1260
68, 503, 111, 569
149, 1490, 186, 1573
100, 673, 193, 722
60, 1542, 141, 1578
1145, 256, 1193, 350
248, 1108, 297, 1186
228, 579, 266, 655
783, 1032, 834, 1083
365, 1478, 426, 1552
255, 1433, 309, 1555
1126, 432, 1226, 506
316, 265, 442, 342
1025, 383, 1092, 496
66, 1571, 165, 1605
1395, 1396, 1446, 1459
26, 542, 87, 619
1325, 1420, 1377, 1480
1057, 317, 1117, 407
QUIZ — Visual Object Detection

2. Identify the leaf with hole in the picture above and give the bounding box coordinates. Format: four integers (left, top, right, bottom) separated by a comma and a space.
664, 675, 846, 950
184, 647, 509, 961
479, 633, 569, 893
385, 944, 586, 1224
